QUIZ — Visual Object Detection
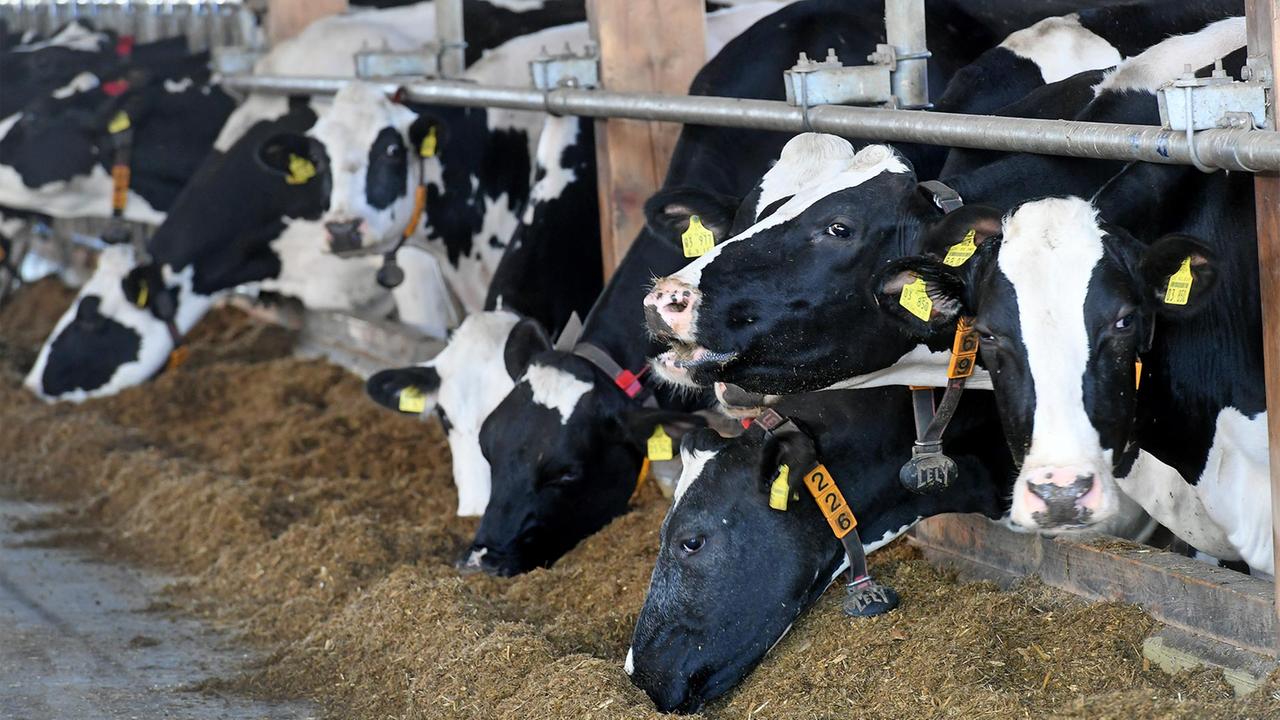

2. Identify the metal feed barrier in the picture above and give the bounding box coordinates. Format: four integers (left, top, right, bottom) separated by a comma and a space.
0, 0, 261, 53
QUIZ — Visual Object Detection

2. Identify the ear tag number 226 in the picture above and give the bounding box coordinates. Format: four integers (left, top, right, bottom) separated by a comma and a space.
682, 216, 715, 258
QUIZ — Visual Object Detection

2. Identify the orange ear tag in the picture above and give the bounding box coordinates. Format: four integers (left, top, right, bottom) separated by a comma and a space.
166, 345, 189, 371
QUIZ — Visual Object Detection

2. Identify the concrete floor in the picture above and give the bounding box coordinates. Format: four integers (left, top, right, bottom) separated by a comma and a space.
0, 500, 315, 720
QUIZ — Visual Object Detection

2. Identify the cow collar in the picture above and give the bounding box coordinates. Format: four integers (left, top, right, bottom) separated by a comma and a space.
131, 273, 189, 374
101, 105, 135, 246
752, 409, 899, 619
366, 90, 436, 289
571, 342, 659, 409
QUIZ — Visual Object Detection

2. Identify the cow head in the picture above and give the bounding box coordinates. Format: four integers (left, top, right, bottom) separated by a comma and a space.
874, 196, 1218, 531
365, 310, 522, 516
464, 322, 703, 576
25, 244, 213, 402
258, 82, 440, 255
643, 135, 992, 395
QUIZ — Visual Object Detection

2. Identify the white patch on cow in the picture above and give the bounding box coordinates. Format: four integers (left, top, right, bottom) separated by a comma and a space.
997, 198, 1120, 529
521, 115, 579, 225
163, 77, 194, 94
0, 161, 164, 225
1116, 450, 1239, 560
672, 141, 910, 289
252, 3, 438, 78
389, 246, 461, 338
484, 0, 546, 10
671, 447, 717, 511
213, 95, 296, 152
13, 21, 104, 53
423, 310, 521, 516
1195, 407, 1271, 573
262, 218, 385, 312
624, 647, 635, 676
820, 343, 993, 392
524, 363, 594, 425
26, 246, 216, 402
52, 72, 101, 99
462, 546, 488, 570
1001, 14, 1122, 84
0, 113, 20, 144
752, 133, 856, 221
1094, 17, 1245, 95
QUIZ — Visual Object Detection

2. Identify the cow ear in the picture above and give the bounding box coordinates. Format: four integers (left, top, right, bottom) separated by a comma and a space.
503, 317, 552, 380
366, 365, 441, 415
1140, 233, 1218, 317
873, 256, 968, 330
120, 263, 162, 310
643, 186, 741, 246
256, 133, 311, 177
619, 408, 708, 454
921, 204, 1002, 256
408, 115, 444, 159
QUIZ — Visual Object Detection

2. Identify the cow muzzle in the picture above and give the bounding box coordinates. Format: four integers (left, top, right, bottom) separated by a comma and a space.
455, 542, 524, 577
644, 277, 700, 343
1015, 465, 1105, 529
324, 218, 367, 254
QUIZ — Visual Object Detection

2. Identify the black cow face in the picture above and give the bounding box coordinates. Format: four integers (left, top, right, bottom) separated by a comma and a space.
642, 138, 993, 395
874, 197, 1218, 533
466, 321, 702, 576
628, 427, 842, 713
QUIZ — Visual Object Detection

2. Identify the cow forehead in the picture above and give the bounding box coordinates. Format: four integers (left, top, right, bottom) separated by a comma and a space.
522, 362, 595, 424
310, 83, 414, 153
671, 447, 718, 511
673, 142, 909, 286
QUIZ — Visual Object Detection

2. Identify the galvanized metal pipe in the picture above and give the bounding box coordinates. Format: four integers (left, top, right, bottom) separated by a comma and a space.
219, 74, 1280, 173
435, 0, 466, 78
885, 0, 929, 109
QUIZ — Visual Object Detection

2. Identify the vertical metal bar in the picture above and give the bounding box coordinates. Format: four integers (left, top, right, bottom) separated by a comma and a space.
1244, 0, 1280, 653
436, 0, 465, 78
884, 0, 929, 108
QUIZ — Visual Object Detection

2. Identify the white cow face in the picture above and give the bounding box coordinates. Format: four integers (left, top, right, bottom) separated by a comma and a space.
25, 245, 213, 402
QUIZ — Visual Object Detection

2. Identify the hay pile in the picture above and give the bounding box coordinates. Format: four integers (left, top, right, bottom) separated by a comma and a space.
0, 278, 1276, 719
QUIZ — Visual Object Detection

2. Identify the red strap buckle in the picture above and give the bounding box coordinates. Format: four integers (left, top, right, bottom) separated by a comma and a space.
614, 369, 642, 398
115, 35, 134, 58
103, 79, 130, 97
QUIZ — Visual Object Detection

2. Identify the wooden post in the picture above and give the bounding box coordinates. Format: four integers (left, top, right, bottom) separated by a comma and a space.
1244, 0, 1280, 648
587, 0, 707, 278
266, 0, 348, 46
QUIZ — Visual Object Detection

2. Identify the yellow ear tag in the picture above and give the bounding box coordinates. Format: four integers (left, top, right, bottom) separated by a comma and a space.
134, 279, 148, 308
285, 154, 315, 185
1163, 257, 1194, 306
899, 277, 933, 322
108, 110, 131, 134
681, 215, 716, 258
943, 228, 978, 267
647, 425, 673, 461
419, 126, 438, 158
398, 385, 426, 414
769, 464, 791, 511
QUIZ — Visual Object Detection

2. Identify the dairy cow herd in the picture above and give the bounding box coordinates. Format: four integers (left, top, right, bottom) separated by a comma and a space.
1, 0, 1270, 713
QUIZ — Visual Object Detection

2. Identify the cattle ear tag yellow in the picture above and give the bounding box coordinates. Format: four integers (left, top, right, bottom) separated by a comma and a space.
769, 464, 791, 511
899, 276, 933, 322
134, 279, 149, 308
419, 126, 439, 158
1163, 256, 1194, 306
682, 215, 715, 258
108, 111, 131, 135
398, 385, 426, 414
647, 425, 673, 461
943, 228, 978, 267
285, 154, 315, 185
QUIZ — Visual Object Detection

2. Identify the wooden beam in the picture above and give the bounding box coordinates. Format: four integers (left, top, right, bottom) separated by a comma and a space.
910, 514, 1279, 658
1244, 0, 1280, 641
266, 0, 348, 46
587, 0, 707, 278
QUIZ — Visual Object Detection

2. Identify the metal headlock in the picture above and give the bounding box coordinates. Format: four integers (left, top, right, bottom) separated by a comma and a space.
218, 74, 1280, 173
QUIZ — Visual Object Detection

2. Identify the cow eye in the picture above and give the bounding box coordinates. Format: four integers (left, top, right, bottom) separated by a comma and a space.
544, 469, 580, 487
1114, 312, 1136, 331
825, 222, 851, 238
680, 535, 706, 554
386, 144, 402, 157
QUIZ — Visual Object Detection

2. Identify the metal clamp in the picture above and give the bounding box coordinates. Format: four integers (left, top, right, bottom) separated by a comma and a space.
209, 45, 264, 77
1157, 59, 1269, 172
529, 43, 600, 91
784, 48, 894, 110
355, 42, 445, 80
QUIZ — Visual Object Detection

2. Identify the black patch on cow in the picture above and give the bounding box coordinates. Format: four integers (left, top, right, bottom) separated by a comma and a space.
39, 295, 140, 395
365, 125, 408, 210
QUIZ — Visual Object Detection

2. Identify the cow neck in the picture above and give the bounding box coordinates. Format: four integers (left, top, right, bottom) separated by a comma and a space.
132, 270, 190, 375
751, 408, 898, 619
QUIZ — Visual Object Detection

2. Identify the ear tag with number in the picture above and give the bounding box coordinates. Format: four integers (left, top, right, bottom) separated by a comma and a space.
647, 425, 673, 461
419, 126, 438, 158
286, 154, 316, 185
802, 464, 857, 538
899, 277, 933, 322
943, 228, 978, 267
682, 215, 715, 258
1163, 257, 1194, 306
108, 110, 131, 134
134, 279, 149, 308
398, 385, 426, 414
769, 464, 791, 511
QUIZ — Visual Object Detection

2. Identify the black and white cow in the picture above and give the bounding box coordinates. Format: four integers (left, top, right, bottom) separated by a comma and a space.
627, 388, 1012, 712
446, 0, 1121, 573
0, 21, 116, 119
642, 14, 1246, 395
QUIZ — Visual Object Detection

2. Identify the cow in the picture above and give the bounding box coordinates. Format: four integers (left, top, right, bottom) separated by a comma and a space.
873, 174, 1269, 572
445, 0, 1133, 573
1, 20, 115, 119
22, 0, 592, 401
641, 13, 1246, 396
626, 388, 1012, 712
